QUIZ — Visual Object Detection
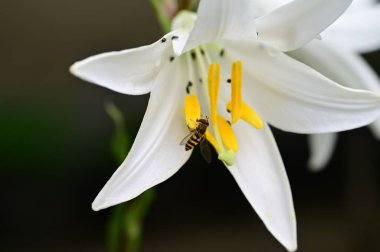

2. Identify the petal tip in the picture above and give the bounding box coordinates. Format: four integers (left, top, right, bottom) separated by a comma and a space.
91, 199, 104, 211
275, 224, 297, 252
287, 244, 298, 252
69, 62, 81, 77
307, 161, 324, 173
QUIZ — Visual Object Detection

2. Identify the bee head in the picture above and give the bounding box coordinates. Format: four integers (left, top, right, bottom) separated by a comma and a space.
197, 117, 209, 126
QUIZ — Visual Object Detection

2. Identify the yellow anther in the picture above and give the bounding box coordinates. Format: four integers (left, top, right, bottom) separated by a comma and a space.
217, 115, 238, 152
231, 61, 243, 124
184, 95, 201, 129
208, 63, 220, 124
205, 129, 219, 152
227, 102, 264, 129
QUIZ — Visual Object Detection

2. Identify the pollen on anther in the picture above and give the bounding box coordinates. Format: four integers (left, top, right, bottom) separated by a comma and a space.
161, 37, 167, 43
184, 95, 201, 129
171, 36, 179, 40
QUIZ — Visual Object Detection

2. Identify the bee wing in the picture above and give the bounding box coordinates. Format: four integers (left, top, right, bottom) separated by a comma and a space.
180, 131, 195, 145
200, 138, 212, 164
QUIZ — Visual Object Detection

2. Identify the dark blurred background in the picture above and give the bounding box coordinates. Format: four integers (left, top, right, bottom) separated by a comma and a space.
1, 1, 380, 251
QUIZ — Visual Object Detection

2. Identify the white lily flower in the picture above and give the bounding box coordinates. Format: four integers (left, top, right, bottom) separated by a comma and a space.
69, 0, 380, 250
253, 0, 380, 171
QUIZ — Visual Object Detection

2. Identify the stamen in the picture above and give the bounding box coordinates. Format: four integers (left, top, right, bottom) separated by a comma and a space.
205, 129, 219, 152
217, 115, 238, 152
184, 95, 201, 130
208, 63, 220, 124
227, 102, 264, 129
231, 61, 243, 124
195, 48, 236, 165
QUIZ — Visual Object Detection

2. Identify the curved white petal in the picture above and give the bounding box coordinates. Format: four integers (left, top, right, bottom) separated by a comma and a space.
288, 40, 380, 92
175, 0, 257, 54
288, 40, 380, 140
92, 58, 191, 211
70, 31, 179, 95
256, 0, 353, 51
222, 40, 380, 134
228, 123, 297, 251
251, 0, 288, 16
322, 4, 380, 53
350, 0, 377, 10
249, 0, 375, 16
307, 133, 338, 172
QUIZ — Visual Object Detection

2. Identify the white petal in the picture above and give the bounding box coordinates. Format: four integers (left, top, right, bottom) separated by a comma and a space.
92, 58, 191, 211
288, 40, 380, 92
228, 123, 297, 251
251, 0, 289, 15
322, 4, 380, 53
288, 40, 380, 139
175, 0, 257, 54
222, 40, 380, 134
256, 0, 353, 51
70, 31, 179, 95
350, 0, 377, 10
307, 133, 338, 172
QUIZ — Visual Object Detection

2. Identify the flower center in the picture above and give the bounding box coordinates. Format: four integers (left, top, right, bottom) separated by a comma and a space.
182, 47, 264, 166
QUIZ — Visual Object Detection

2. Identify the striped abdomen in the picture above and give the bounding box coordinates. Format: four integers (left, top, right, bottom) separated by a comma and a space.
185, 131, 204, 151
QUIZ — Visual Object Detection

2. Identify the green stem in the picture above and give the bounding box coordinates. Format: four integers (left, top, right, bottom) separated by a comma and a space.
105, 102, 156, 252
150, 0, 172, 33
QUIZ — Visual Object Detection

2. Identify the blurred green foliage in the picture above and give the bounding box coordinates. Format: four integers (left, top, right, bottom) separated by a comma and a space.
105, 102, 156, 252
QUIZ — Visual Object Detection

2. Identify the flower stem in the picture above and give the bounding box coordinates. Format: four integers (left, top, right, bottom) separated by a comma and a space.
105, 102, 156, 252
150, 0, 173, 33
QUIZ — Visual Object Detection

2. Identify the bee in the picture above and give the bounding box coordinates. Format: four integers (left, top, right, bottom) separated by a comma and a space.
180, 117, 212, 163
